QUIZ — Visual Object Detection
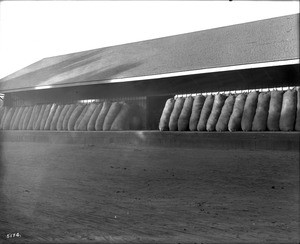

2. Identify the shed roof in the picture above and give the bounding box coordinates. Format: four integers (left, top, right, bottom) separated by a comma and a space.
0, 14, 298, 93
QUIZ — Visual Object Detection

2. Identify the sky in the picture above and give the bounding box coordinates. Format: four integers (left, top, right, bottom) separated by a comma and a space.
0, 1, 299, 79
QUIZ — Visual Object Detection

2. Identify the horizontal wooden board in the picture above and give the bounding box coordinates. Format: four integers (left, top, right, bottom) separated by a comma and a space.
0, 130, 299, 151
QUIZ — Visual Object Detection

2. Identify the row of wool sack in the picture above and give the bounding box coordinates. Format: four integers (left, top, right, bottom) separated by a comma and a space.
0, 101, 138, 131
159, 88, 300, 132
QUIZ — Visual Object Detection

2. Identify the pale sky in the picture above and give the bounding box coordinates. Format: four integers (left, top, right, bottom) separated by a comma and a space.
0, 1, 299, 79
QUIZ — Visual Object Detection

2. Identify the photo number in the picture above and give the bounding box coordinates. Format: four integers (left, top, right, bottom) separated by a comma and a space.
6, 233, 21, 238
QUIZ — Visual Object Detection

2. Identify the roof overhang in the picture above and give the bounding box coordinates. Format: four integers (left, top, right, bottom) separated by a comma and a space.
0, 14, 299, 93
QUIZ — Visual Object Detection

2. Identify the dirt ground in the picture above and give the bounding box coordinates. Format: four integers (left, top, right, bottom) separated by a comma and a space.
0, 140, 299, 243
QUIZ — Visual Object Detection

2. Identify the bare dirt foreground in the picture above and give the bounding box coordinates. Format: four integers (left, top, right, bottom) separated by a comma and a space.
0, 137, 299, 243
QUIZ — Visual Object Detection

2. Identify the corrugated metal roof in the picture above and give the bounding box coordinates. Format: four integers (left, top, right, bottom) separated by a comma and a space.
0, 14, 298, 93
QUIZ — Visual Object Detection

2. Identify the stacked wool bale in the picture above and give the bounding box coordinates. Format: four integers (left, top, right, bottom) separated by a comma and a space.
0, 101, 141, 131
159, 87, 300, 132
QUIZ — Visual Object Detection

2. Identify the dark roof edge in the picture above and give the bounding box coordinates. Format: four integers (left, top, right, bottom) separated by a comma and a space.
2, 58, 298, 94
